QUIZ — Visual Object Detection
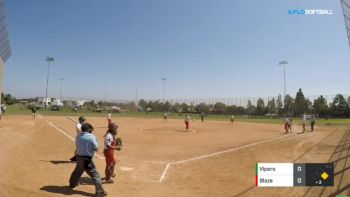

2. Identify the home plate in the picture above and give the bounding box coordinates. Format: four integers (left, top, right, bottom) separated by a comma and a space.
120, 167, 134, 171
139, 129, 143, 131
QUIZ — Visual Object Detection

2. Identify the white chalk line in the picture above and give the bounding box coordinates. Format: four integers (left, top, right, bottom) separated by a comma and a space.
159, 163, 171, 182
144, 160, 170, 164
41, 115, 105, 160
65, 116, 77, 123
159, 133, 295, 182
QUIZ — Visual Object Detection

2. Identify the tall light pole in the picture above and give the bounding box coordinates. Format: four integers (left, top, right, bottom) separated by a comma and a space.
104, 84, 107, 103
135, 86, 138, 110
45, 56, 54, 108
136, 87, 138, 102
278, 60, 288, 98
279, 60, 288, 115
59, 78, 64, 101
161, 78, 166, 103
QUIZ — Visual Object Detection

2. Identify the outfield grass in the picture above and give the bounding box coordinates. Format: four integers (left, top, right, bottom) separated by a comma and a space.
4, 105, 350, 125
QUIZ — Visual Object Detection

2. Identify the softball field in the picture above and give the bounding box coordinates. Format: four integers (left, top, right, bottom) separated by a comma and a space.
0, 114, 349, 197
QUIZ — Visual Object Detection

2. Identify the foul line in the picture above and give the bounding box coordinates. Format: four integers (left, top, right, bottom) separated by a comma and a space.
65, 116, 77, 123
159, 134, 294, 182
41, 115, 104, 160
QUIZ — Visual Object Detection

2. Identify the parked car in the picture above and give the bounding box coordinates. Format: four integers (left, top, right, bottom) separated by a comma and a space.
51, 105, 60, 111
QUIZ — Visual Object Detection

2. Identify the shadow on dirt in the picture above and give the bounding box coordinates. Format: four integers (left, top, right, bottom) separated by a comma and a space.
40, 185, 95, 196
49, 160, 75, 164
302, 130, 350, 197
39, 160, 75, 165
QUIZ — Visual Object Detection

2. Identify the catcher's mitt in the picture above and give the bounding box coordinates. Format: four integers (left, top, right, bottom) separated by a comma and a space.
115, 137, 123, 151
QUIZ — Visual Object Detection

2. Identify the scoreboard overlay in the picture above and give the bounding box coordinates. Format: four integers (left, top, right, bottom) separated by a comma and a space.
256, 163, 334, 187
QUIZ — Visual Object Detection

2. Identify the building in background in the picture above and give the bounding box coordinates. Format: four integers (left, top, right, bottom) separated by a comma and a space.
0, 0, 12, 105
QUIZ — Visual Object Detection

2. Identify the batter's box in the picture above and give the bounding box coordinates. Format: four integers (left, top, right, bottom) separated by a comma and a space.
124, 161, 169, 182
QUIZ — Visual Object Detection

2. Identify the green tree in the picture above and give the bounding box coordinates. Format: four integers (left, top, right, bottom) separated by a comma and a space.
246, 100, 256, 115
195, 103, 210, 113
154, 100, 161, 112
330, 94, 348, 117
180, 103, 188, 112
283, 95, 294, 116
138, 99, 148, 111
236, 106, 246, 115
163, 101, 171, 111
226, 105, 237, 115
147, 101, 154, 111
84, 100, 96, 107
267, 98, 276, 114
256, 98, 266, 115
3, 93, 16, 105
171, 103, 180, 112
294, 88, 308, 116
214, 102, 226, 114
306, 99, 312, 113
276, 94, 283, 115
313, 95, 328, 117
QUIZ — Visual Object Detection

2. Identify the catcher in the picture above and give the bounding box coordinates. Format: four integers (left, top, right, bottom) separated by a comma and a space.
103, 122, 123, 183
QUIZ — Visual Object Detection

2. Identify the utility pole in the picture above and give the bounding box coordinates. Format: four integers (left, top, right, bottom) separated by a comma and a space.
162, 78, 166, 103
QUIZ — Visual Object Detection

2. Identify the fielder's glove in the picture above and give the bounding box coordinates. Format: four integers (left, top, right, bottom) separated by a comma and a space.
115, 137, 123, 151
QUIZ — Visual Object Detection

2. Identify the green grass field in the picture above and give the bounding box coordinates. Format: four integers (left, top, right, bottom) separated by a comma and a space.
4, 105, 350, 126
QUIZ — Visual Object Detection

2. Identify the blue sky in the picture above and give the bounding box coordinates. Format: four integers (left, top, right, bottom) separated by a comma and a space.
3, 0, 350, 100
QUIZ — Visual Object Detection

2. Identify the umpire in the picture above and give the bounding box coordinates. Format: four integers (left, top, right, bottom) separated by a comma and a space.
69, 123, 107, 197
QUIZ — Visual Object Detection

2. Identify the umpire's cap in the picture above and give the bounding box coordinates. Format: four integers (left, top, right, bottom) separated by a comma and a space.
81, 123, 94, 133
78, 116, 86, 123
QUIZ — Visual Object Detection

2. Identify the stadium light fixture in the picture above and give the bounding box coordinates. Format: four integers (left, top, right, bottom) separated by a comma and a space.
45, 56, 54, 108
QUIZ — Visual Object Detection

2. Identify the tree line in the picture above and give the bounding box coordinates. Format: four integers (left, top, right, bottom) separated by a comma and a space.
138, 89, 350, 118
4, 89, 350, 117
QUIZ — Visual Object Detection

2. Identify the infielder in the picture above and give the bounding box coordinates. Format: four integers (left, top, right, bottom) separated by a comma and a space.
200, 112, 205, 122
163, 112, 168, 123
32, 106, 37, 119
310, 114, 316, 131
230, 115, 235, 124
